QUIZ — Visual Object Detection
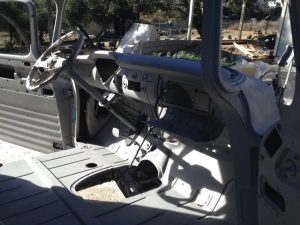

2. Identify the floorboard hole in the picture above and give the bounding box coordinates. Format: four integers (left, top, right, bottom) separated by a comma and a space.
86, 163, 98, 168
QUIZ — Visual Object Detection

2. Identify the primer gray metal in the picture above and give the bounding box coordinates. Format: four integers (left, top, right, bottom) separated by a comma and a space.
0, 0, 73, 152
51, 0, 67, 43
274, 0, 293, 61
200, 1, 277, 225
0, 86, 63, 153
0, 129, 235, 225
0, 0, 299, 224
258, 0, 300, 224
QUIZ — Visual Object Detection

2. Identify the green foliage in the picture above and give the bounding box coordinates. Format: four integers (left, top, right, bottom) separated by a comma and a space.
0, 2, 30, 31
0, 39, 14, 49
0, 0, 274, 42
127, 0, 160, 15
152, 50, 235, 67
224, 0, 271, 19
64, 0, 163, 29
34, 0, 52, 33
0, 0, 57, 43
65, 0, 136, 28
0, 1, 30, 46
159, 0, 203, 35
65, 0, 91, 27
172, 51, 201, 61
64, 0, 117, 27
221, 52, 235, 67
153, 50, 202, 61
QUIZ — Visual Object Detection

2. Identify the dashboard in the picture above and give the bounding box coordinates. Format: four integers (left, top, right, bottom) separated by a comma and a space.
73, 50, 279, 137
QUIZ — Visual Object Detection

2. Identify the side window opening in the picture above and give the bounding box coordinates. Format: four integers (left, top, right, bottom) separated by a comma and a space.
0, 2, 30, 55
35, 0, 56, 50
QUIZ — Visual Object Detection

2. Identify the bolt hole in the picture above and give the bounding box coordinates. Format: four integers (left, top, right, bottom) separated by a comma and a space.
24, 62, 31, 67
0, 163, 3, 168
86, 163, 97, 168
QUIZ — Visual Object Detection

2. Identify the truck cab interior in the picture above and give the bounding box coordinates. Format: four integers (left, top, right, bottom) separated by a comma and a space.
0, 0, 299, 225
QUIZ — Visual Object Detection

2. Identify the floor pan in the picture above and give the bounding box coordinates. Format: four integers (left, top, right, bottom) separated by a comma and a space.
0, 145, 233, 225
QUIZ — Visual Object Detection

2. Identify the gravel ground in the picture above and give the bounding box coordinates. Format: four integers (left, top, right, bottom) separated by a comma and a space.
78, 181, 126, 202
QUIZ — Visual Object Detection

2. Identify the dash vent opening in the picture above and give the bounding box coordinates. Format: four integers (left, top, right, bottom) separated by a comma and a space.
264, 182, 285, 212
264, 129, 282, 157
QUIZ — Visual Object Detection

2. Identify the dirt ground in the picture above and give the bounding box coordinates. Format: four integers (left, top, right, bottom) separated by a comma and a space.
78, 181, 126, 202
160, 29, 277, 41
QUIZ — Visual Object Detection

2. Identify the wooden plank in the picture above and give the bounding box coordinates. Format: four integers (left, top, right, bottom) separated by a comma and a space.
233, 42, 255, 58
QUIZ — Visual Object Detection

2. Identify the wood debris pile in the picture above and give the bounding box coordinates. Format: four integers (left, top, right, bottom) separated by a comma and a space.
233, 41, 273, 61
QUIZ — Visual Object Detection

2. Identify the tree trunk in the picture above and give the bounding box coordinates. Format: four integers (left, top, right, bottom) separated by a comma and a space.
194, 16, 202, 38
193, 3, 203, 38
238, 0, 248, 40
187, 0, 195, 40
39, 31, 44, 44
47, 0, 54, 43
191, 0, 203, 38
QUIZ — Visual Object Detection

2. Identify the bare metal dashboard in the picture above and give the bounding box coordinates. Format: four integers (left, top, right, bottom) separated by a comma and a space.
73, 51, 234, 117
73, 50, 278, 137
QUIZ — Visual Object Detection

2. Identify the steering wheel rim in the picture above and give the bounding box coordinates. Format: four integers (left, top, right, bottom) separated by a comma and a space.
26, 30, 84, 91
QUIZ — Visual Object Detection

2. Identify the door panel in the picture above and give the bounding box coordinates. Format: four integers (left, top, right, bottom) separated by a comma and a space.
0, 0, 73, 152
0, 78, 65, 153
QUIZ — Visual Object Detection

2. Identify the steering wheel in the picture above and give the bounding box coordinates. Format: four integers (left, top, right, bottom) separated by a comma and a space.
26, 30, 84, 91
26, 30, 138, 131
